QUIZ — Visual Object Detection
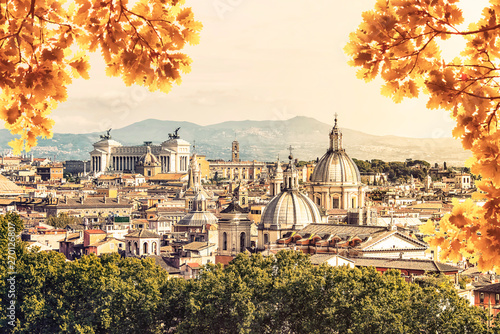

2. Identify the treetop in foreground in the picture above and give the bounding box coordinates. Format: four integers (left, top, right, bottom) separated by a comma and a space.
346, 0, 500, 271
0, 0, 202, 153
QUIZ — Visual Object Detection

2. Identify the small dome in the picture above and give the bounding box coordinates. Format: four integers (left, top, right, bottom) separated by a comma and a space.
177, 211, 218, 226
261, 190, 321, 229
137, 146, 159, 166
311, 150, 361, 184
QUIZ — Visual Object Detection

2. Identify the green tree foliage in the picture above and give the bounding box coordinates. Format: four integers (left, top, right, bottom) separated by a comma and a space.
178, 251, 488, 334
353, 158, 429, 182
0, 237, 491, 333
1, 252, 171, 333
46, 212, 82, 229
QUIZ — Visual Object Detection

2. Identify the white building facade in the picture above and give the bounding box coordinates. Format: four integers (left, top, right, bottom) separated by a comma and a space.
89, 131, 190, 175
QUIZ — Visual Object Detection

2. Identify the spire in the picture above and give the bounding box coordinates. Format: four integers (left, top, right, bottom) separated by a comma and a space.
283, 145, 298, 190
187, 152, 200, 190
275, 155, 283, 178
329, 113, 343, 152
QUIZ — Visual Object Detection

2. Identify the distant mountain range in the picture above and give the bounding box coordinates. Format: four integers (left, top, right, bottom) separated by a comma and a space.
0, 116, 471, 165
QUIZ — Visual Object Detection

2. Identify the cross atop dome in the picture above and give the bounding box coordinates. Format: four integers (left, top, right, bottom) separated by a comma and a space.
288, 145, 294, 160
329, 114, 343, 152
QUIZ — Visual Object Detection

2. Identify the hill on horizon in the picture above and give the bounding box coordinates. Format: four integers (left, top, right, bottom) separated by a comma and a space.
0, 116, 471, 165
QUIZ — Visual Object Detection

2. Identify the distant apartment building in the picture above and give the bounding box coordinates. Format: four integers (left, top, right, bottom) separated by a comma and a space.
36, 165, 63, 181
44, 196, 134, 222
63, 160, 91, 175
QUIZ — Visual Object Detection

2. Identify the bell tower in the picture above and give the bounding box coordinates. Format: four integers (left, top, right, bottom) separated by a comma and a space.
232, 140, 240, 162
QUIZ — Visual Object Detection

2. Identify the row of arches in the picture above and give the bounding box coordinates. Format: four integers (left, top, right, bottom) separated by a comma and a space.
222, 232, 247, 252
127, 240, 158, 255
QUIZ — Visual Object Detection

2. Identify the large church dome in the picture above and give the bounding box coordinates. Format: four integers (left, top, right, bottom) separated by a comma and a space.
311, 151, 360, 184
261, 189, 321, 229
310, 117, 361, 185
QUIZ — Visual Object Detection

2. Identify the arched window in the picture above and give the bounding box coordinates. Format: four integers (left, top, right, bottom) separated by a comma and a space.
240, 232, 246, 252
264, 233, 269, 245
134, 242, 139, 255
143, 242, 148, 254
128, 241, 132, 252
152, 242, 157, 255
223, 232, 227, 251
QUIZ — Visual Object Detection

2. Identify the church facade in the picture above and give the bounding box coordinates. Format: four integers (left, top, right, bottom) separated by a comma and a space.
89, 129, 190, 175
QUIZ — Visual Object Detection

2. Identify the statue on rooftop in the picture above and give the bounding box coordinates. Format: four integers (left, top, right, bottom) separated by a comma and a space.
168, 127, 181, 139
100, 128, 112, 140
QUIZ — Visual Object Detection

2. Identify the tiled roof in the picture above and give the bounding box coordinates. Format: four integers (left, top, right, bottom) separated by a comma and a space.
360, 230, 428, 250
149, 173, 186, 181
89, 237, 123, 247
125, 229, 160, 239
59, 233, 82, 242
349, 257, 461, 273
85, 229, 106, 234
474, 283, 500, 293
298, 224, 387, 237
147, 255, 181, 274
183, 241, 215, 251
0, 174, 23, 193
310, 254, 353, 265
49, 197, 133, 208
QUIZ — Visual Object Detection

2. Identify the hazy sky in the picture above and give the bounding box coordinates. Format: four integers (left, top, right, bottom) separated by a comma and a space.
43, 0, 488, 137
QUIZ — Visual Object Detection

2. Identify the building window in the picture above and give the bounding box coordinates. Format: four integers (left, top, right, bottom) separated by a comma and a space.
496, 294, 499, 304
264, 233, 269, 245
332, 198, 339, 209
480, 293, 485, 304
240, 232, 246, 252
223, 232, 227, 251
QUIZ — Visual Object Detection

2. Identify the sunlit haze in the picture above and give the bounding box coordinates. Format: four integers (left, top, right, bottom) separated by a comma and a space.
40, 0, 491, 138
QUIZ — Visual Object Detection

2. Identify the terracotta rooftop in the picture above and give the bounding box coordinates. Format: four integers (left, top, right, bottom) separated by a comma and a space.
349, 257, 461, 273
148, 173, 186, 181
85, 229, 106, 234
